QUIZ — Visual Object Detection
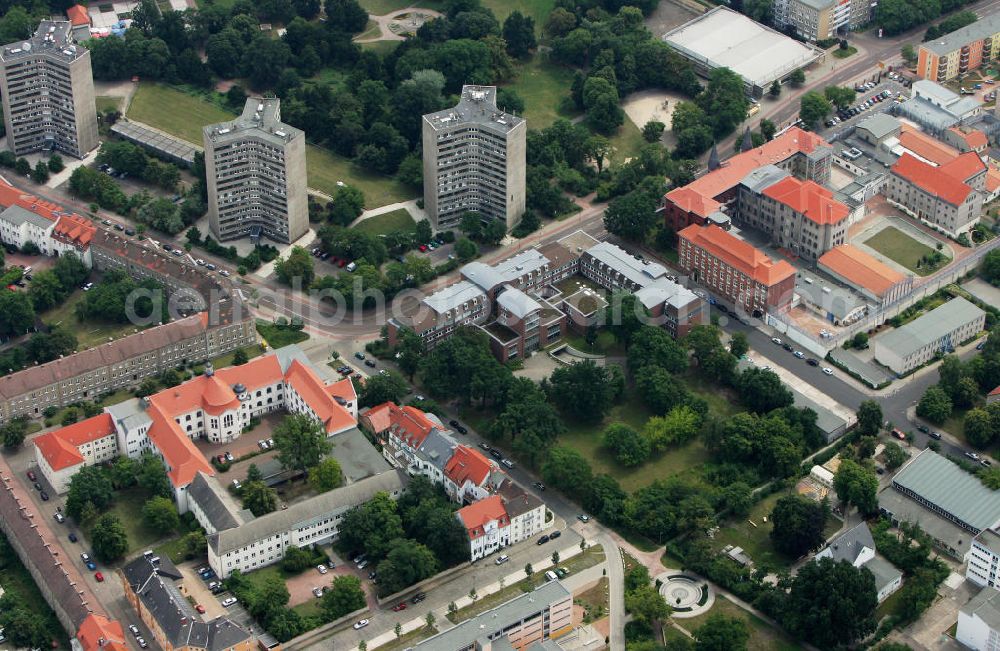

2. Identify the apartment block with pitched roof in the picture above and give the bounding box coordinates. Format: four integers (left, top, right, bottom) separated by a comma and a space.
887, 152, 986, 235
677, 223, 797, 317
818, 244, 914, 307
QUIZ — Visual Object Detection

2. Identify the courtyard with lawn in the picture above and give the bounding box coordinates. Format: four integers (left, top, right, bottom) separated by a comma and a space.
352, 208, 417, 236
42, 290, 147, 350
126, 83, 416, 208
863, 225, 950, 276
501, 57, 581, 129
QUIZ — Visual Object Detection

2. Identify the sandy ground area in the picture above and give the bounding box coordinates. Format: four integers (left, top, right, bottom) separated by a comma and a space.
622, 89, 686, 145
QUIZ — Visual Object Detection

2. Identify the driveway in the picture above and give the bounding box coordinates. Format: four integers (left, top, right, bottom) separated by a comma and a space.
178, 562, 226, 620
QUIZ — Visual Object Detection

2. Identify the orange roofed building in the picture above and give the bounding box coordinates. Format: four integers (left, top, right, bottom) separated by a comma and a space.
457, 495, 511, 560
886, 152, 985, 236
677, 224, 796, 317
736, 165, 852, 261
661, 127, 833, 231
35, 345, 357, 513
818, 245, 914, 306
76, 614, 128, 651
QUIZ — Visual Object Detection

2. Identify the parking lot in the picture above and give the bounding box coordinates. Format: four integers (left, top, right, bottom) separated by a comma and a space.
816, 77, 910, 141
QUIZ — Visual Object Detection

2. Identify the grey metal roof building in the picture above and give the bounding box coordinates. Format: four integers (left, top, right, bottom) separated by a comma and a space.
411, 580, 572, 650
111, 120, 199, 167
662, 7, 823, 96
0, 204, 57, 230
423, 280, 489, 315
209, 469, 408, 558
582, 241, 669, 288
497, 286, 544, 319
855, 113, 902, 143
188, 471, 250, 534
922, 13, 1000, 56
874, 297, 985, 374
820, 522, 875, 564
888, 449, 1000, 533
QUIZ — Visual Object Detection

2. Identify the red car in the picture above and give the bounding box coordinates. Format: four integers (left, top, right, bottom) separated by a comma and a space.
391, 603, 407, 612
95, 572, 104, 582
26, 470, 36, 482
338, 259, 347, 268
418, 244, 428, 252
330, 257, 340, 266
195, 604, 206, 614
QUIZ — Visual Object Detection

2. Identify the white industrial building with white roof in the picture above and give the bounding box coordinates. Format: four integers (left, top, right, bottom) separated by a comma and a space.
662, 7, 823, 97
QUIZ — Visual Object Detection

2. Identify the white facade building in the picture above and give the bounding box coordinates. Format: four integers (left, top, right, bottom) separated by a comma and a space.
958, 587, 1000, 651
874, 297, 985, 374
0, 204, 55, 253
969, 529, 1000, 589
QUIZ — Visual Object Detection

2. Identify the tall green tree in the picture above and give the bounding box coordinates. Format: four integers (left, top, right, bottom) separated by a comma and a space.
769, 494, 827, 557
273, 413, 332, 474
799, 91, 832, 128
320, 575, 366, 621
142, 496, 180, 534
834, 459, 879, 515
781, 557, 878, 648
241, 481, 279, 516
308, 457, 344, 492
695, 614, 750, 651
90, 513, 129, 563
857, 400, 883, 436
549, 360, 623, 422
502, 11, 536, 57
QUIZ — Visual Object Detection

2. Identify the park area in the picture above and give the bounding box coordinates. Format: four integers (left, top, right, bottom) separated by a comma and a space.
126, 83, 416, 208
358, 0, 555, 26
42, 290, 145, 349
863, 225, 950, 276
353, 208, 417, 236
675, 595, 801, 651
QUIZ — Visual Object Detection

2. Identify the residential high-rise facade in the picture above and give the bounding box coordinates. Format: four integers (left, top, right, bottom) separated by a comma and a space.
422, 85, 526, 230
917, 13, 1000, 82
203, 97, 307, 244
776, 0, 875, 41
0, 20, 98, 158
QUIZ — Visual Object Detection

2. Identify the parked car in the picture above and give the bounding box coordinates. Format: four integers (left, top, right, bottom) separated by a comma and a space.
771, 337, 782, 345
54, 512, 65, 523
536, 535, 550, 545
355, 352, 365, 360
577, 514, 590, 523
224, 451, 234, 462
495, 554, 510, 565
916, 424, 929, 433
317, 564, 328, 574
449, 419, 460, 428
312, 587, 324, 598
40, 491, 49, 501
128, 625, 140, 637
95, 572, 104, 582
353, 619, 370, 630
68, 532, 78, 543
929, 431, 942, 440
891, 429, 906, 440
364, 359, 376, 368
221, 597, 238, 607
357, 560, 369, 570
967, 451, 981, 461
793, 351, 805, 359
501, 458, 514, 469
549, 530, 562, 540
411, 592, 426, 604
821, 367, 834, 376
137, 637, 148, 649
195, 604, 206, 614
33, 482, 42, 491
392, 602, 408, 612
26, 470, 36, 481
533, 482, 546, 491
806, 358, 819, 366
457, 425, 468, 434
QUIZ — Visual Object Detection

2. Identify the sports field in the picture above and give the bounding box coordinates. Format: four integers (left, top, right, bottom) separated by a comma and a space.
863, 225, 949, 276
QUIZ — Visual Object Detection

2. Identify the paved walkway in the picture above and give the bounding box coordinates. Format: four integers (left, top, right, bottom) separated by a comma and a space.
354, 7, 443, 43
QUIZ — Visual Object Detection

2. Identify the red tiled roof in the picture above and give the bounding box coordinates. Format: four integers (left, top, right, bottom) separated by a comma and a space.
456, 495, 508, 540
326, 377, 357, 403
665, 128, 829, 212
34, 413, 116, 471
67, 4, 91, 26
898, 126, 960, 165
761, 176, 849, 225
0, 178, 65, 222
664, 186, 723, 219
818, 245, 905, 297
987, 167, 1000, 193
367, 402, 437, 448
947, 126, 988, 151
678, 224, 796, 287
444, 445, 494, 488
215, 354, 282, 392
891, 153, 973, 206
989, 385, 1000, 396
143, 400, 215, 489
940, 151, 987, 183
284, 359, 356, 434
77, 614, 127, 651
53, 213, 96, 248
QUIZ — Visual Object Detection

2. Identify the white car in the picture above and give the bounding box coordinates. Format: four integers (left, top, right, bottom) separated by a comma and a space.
312, 587, 324, 598
128, 624, 140, 637
353, 619, 370, 630
195, 259, 205, 266
316, 564, 328, 575
54, 512, 65, 523
495, 554, 509, 565
137, 637, 148, 649
221, 597, 238, 607
822, 367, 834, 376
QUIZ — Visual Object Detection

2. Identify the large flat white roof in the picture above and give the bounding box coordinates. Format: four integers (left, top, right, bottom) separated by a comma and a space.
663, 7, 821, 88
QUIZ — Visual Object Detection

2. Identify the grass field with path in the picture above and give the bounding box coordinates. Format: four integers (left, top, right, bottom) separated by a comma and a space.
864, 225, 949, 276
710, 490, 840, 571
678, 595, 800, 651
127, 83, 416, 208
357, 0, 553, 28
103, 488, 168, 555
42, 290, 145, 350
354, 208, 417, 235
501, 57, 581, 129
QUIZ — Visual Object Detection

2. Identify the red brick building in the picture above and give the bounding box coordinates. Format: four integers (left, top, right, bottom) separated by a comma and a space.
677, 224, 796, 317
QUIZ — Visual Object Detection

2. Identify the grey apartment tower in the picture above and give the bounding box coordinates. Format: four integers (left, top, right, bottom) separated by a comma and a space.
422, 85, 526, 231
0, 20, 98, 158
203, 97, 308, 244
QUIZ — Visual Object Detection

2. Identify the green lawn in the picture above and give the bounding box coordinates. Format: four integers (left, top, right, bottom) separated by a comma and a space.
563, 331, 623, 356
96, 95, 123, 113
864, 226, 949, 276
358, 19, 381, 39
501, 57, 580, 129
305, 145, 417, 208
42, 290, 145, 350
127, 83, 416, 209
0, 532, 70, 647
678, 595, 800, 651
360, 40, 402, 56
371, 625, 439, 650
710, 490, 840, 572
833, 46, 858, 58
356, 0, 553, 27
211, 344, 265, 370
557, 390, 712, 493
102, 489, 169, 555
606, 119, 648, 166
256, 321, 310, 349
127, 82, 234, 144
353, 208, 417, 236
